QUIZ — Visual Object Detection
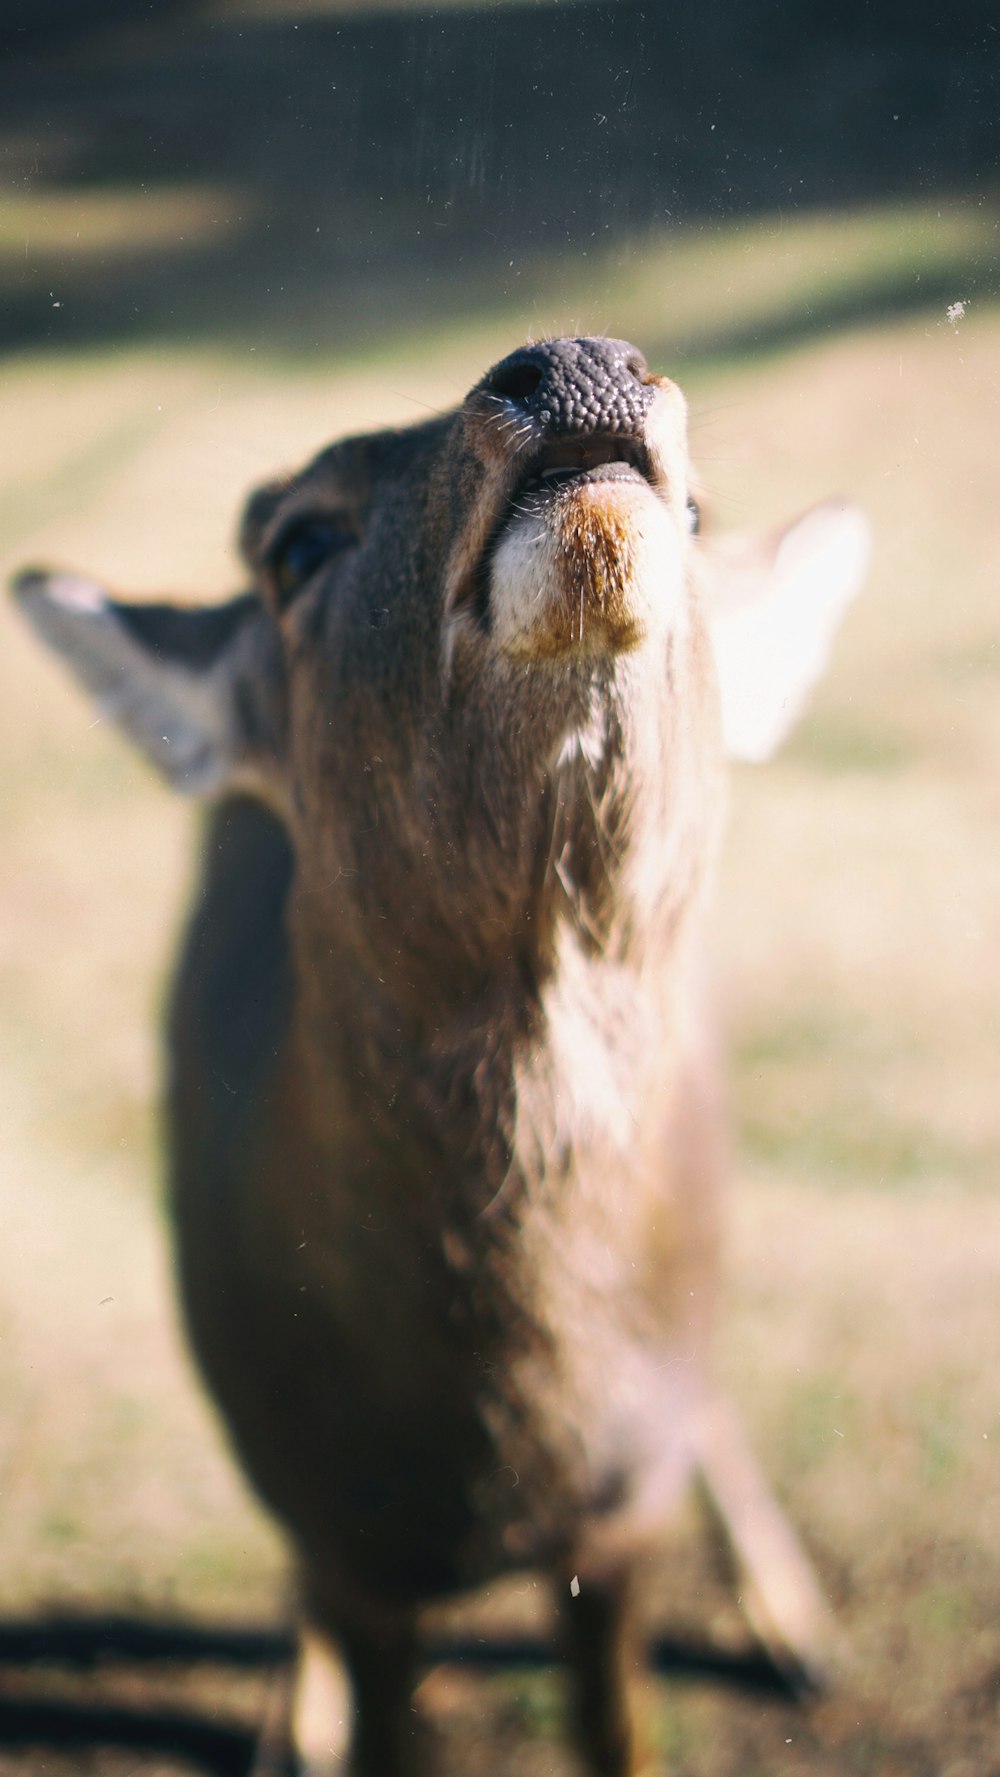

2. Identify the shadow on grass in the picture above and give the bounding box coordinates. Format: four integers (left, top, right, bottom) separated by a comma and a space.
2, 0, 996, 361
0, 1612, 802, 1774
660, 257, 994, 375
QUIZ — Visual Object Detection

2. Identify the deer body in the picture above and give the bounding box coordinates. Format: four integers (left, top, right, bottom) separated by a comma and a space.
15, 338, 869, 1775
170, 801, 722, 1610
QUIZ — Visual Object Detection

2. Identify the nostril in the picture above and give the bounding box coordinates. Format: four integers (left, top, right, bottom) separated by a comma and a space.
478, 338, 653, 437
489, 360, 545, 402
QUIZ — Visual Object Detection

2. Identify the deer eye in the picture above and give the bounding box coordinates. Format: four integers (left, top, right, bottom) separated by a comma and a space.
685, 497, 701, 536
270, 516, 358, 607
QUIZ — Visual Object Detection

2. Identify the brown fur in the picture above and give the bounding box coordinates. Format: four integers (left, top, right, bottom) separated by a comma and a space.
14, 342, 848, 1777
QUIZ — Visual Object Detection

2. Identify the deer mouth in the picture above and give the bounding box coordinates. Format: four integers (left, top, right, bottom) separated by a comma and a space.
443, 414, 678, 661
480, 430, 677, 661
513, 434, 653, 502
451, 434, 656, 628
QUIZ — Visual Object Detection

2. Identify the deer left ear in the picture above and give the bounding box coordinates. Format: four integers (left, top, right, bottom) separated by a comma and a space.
12, 568, 285, 796
702, 500, 872, 764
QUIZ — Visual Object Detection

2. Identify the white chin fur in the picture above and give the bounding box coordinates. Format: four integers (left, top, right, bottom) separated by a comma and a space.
489, 484, 682, 661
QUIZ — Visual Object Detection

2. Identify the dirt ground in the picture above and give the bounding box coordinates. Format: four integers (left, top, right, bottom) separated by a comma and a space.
1, 6, 998, 1771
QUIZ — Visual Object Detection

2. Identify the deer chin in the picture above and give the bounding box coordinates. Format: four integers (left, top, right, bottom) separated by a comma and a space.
489, 476, 681, 662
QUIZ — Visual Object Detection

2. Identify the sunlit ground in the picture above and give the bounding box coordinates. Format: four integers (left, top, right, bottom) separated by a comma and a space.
1, 190, 998, 1773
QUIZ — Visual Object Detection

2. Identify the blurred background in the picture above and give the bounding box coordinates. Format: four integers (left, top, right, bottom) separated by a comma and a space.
0, 1, 998, 1771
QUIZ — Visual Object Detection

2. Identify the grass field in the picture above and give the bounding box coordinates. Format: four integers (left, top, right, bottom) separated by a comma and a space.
1, 187, 998, 1773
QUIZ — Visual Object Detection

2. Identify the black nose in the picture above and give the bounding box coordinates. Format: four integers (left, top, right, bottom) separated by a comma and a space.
483, 336, 651, 436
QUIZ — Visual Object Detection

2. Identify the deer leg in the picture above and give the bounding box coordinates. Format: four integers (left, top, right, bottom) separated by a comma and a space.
694, 1393, 843, 1692
281, 1600, 425, 1777
558, 1570, 657, 1777
285, 1620, 353, 1775
246, 1618, 352, 1777
336, 1613, 428, 1777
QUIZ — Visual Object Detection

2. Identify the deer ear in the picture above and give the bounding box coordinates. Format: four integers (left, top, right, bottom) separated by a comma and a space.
703, 500, 871, 763
12, 569, 285, 796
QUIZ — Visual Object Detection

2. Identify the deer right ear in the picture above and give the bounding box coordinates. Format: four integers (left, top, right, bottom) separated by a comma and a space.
702, 500, 871, 764
12, 569, 285, 797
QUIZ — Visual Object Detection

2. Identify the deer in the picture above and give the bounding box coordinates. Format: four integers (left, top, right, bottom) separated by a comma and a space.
14, 337, 869, 1777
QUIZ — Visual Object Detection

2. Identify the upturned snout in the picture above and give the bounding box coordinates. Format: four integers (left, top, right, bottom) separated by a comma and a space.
448, 336, 693, 663
480, 336, 654, 438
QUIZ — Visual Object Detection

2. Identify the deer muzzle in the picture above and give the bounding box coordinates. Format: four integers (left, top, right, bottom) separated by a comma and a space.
450, 336, 691, 662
